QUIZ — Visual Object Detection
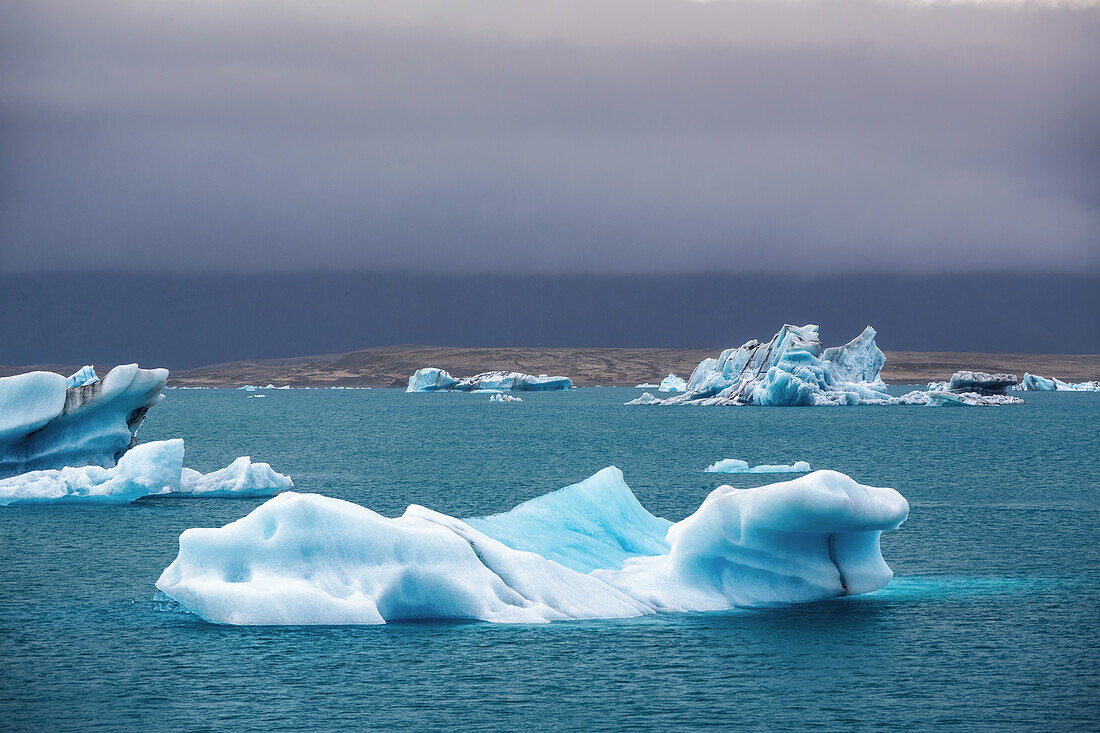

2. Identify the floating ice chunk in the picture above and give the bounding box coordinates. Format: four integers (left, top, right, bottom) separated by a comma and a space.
658, 374, 687, 392
704, 459, 811, 474
0, 364, 169, 478
248, 394, 266, 398
488, 393, 522, 402
925, 391, 1025, 406
468, 467, 672, 574
0, 439, 184, 506
407, 368, 571, 392
156, 492, 651, 625
624, 392, 662, 405
634, 383, 660, 389
598, 470, 909, 609
162, 457, 293, 498
946, 371, 1018, 395
927, 381, 949, 391
65, 365, 99, 388
157, 467, 908, 624
1019, 373, 1100, 391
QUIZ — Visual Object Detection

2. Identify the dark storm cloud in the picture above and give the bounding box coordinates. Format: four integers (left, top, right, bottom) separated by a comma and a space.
1, 0, 1098, 273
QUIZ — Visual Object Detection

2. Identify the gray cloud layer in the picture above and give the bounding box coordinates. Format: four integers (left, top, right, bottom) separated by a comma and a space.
2, 0, 1098, 273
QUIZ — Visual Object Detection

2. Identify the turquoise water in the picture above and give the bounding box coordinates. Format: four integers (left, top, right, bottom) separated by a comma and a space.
2, 388, 1098, 730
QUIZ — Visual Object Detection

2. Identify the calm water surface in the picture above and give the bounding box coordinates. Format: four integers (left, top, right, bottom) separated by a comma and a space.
2, 388, 1098, 730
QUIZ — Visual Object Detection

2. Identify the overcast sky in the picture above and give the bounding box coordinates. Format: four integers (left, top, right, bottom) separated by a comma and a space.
2, 0, 1098, 274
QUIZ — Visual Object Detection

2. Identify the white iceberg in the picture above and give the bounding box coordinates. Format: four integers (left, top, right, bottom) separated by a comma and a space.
1019, 373, 1100, 391
704, 459, 811, 474
634, 383, 660, 389
156, 467, 908, 625
0, 363, 169, 478
923, 391, 1026, 407
165, 457, 294, 498
657, 374, 687, 392
624, 391, 662, 405
0, 439, 184, 506
488, 393, 522, 402
0, 439, 292, 505
407, 368, 572, 393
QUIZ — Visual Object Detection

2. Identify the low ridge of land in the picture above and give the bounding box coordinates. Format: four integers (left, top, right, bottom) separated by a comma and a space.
4, 347, 1099, 388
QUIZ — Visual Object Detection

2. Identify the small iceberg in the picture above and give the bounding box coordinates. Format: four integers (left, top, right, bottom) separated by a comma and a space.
634, 383, 660, 389
1019, 373, 1100, 392
625, 391, 662, 405
0, 439, 184, 506
489, 393, 522, 402
407, 368, 572, 393
156, 467, 908, 625
704, 459, 811, 474
657, 374, 687, 392
0, 439, 292, 506
165, 457, 294, 499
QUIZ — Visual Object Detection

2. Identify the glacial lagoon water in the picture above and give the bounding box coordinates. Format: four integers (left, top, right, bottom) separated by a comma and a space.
1, 387, 1098, 730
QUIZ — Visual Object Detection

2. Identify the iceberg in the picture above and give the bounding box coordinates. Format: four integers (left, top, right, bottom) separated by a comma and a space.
0, 363, 169, 478
634, 383, 660, 389
0, 439, 184, 506
657, 374, 687, 392
639, 325, 894, 406
407, 368, 572, 393
704, 459, 811, 474
164, 457, 294, 498
488, 393, 522, 402
0, 440, 292, 505
1019, 373, 1100, 391
624, 391, 662, 405
946, 371, 1018, 395
156, 467, 908, 625
923, 391, 1026, 407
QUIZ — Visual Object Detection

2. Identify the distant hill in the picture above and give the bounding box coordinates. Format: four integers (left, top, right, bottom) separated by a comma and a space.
5, 347, 1098, 388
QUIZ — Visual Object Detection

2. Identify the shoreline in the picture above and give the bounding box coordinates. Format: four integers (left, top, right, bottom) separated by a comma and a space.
4, 347, 1099, 389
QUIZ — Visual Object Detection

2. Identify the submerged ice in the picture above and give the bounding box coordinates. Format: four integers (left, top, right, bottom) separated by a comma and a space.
156, 467, 909, 625
407, 368, 572, 392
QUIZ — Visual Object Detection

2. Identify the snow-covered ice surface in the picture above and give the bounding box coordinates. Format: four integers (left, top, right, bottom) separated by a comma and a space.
0, 364, 169, 478
407, 368, 572, 392
0, 439, 184, 506
704, 459, 811, 474
658, 374, 687, 392
1019, 373, 1100, 391
156, 467, 908, 625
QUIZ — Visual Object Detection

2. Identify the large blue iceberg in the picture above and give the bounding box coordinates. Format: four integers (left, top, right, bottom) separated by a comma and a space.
155, 467, 909, 625
407, 368, 572, 393
630, 324, 893, 406
0, 364, 169, 478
